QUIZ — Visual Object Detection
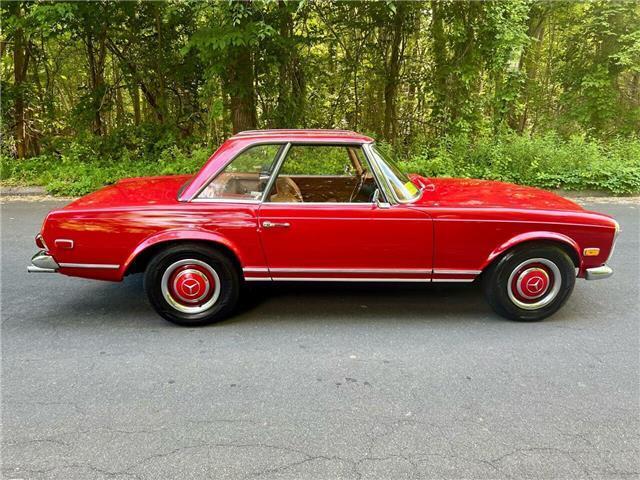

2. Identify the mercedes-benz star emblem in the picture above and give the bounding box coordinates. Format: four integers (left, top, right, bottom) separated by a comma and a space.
526, 276, 544, 294
182, 279, 200, 296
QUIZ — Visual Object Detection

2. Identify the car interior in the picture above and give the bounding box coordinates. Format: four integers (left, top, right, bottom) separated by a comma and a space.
199, 145, 378, 203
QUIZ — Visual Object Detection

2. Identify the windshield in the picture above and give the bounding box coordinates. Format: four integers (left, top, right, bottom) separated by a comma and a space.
368, 145, 420, 202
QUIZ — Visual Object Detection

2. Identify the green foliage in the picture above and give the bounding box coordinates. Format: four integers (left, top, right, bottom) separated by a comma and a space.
1, 125, 209, 196
282, 145, 356, 175
1, 1, 638, 196
2, 132, 638, 196
400, 134, 640, 195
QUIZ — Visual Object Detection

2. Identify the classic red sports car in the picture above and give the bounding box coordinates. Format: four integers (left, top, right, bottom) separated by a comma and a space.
29, 129, 618, 326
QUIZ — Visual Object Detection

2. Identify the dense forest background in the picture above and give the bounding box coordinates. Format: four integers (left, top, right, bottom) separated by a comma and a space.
1, 0, 639, 195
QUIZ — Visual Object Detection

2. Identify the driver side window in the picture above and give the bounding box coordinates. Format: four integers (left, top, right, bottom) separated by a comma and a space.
269, 145, 375, 203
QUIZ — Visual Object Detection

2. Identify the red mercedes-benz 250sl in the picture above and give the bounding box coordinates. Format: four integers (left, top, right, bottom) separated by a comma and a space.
29, 129, 618, 326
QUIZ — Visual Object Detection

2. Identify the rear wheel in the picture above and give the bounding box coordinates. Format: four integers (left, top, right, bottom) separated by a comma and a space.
482, 244, 576, 321
144, 244, 240, 326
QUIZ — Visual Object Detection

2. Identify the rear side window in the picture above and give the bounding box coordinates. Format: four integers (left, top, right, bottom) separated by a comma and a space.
197, 144, 281, 201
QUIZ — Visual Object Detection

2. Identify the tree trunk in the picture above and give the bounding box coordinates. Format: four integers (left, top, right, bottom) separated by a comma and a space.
13, 4, 30, 158
131, 84, 141, 125
115, 87, 125, 128
430, 1, 448, 133
86, 27, 107, 135
276, 0, 292, 128
227, 48, 257, 133
275, 1, 305, 128
383, 3, 405, 143
510, 7, 547, 132
154, 4, 167, 124
106, 39, 164, 123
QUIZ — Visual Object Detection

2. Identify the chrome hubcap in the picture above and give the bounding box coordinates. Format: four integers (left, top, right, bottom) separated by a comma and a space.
161, 259, 221, 314
507, 258, 561, 310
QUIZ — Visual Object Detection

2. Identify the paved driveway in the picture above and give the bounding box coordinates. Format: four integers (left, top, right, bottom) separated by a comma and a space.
2, 200, 638, 479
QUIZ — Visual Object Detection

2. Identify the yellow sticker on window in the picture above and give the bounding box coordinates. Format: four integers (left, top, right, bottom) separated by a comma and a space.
404, 180, 419, 196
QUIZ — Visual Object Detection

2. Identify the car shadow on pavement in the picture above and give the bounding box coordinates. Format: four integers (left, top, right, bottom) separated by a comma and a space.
44, 273, 501, 328
234, 281, 492, 323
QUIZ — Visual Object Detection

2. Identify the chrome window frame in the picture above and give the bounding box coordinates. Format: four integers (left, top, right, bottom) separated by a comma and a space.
262, 141, 392, 205
363, 143, 421, 205
189, 139, 397, 206
190, 142, 288, 203
261, 142, 291, 203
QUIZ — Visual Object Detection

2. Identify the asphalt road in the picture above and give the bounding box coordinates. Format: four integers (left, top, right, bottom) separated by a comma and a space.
2, 200, 638, 480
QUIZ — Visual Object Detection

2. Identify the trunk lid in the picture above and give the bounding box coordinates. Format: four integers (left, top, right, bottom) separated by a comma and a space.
63, 175, 192, 211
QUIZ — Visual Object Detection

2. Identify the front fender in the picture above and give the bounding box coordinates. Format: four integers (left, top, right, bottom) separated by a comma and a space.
120, 228, 244, 278
481, 231, 582, 271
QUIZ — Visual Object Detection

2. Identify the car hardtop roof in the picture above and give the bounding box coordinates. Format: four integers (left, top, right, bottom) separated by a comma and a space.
231, 129, 374, 144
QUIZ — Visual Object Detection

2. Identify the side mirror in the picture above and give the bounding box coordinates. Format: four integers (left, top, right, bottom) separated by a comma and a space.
372, 189, 390, 209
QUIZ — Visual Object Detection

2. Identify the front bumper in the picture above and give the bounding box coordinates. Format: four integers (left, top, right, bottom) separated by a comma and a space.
584, 265, 613, 280
27, 251, 59, 273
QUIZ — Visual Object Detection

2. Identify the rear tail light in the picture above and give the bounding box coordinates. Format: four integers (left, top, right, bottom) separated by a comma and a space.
35, 234, 47, 250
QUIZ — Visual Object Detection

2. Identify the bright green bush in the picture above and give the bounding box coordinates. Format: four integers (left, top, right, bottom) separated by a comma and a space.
1, 131, 639, 196
399, 133, 640, 195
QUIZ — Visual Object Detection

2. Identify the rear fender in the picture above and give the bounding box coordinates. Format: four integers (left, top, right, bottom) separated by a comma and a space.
121, 229, 244, 278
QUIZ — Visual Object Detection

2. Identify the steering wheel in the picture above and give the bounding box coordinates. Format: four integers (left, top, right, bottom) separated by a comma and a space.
349, 171, 366, 202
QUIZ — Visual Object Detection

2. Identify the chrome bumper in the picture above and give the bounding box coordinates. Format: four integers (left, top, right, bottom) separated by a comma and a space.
584, 265, 613, 280
27, 251, 59, 273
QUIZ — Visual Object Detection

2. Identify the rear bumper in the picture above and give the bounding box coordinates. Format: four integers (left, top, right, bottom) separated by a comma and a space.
584, 265, 613, 280
27, 251, 59, 273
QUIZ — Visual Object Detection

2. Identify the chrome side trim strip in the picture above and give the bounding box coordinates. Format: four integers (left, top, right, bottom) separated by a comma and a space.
432, 278, 476, 283
433, 269, 481, 275
59, 263, 120, 269
242, 267, 482, 275
268, 267, 431, 274
271, 277, 433, 282
191, 198, 260, 204
435, 218, 613, 229
245, 276, 475, 283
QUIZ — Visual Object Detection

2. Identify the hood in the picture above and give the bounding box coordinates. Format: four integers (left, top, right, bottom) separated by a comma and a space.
63, 175, 192, 211
414, 177, 583, 211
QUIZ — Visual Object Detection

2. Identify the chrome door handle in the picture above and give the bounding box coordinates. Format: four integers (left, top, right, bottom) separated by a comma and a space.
262, 221, 290, 228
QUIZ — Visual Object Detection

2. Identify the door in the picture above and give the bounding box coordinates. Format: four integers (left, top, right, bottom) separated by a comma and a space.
257, 144, 433, 281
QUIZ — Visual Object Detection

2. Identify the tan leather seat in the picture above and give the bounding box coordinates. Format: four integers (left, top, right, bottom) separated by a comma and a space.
270, 176, 304, 203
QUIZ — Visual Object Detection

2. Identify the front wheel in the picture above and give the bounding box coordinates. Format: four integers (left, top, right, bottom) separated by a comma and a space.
482, 244, 576, 321
144, 244, 240, 326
